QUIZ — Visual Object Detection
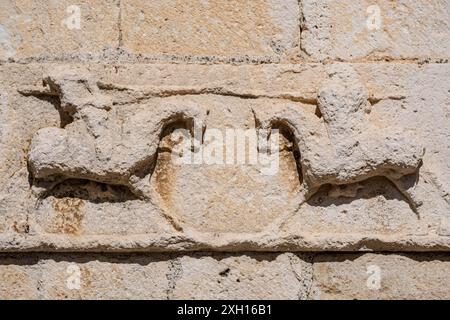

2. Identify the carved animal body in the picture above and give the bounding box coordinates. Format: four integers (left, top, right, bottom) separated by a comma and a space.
27, 67, 208, 200
252, 64, 424, 209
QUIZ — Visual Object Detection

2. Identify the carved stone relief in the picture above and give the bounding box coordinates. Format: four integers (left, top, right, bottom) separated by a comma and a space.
12, 63, 447, 252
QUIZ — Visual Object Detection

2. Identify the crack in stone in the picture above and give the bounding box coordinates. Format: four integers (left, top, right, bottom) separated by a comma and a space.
117, 0, 123, 49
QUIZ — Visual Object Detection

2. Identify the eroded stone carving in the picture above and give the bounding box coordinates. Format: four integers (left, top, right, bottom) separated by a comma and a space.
26, 64, 425, 233
253, 64, 424, 210
27, 67, 208, 202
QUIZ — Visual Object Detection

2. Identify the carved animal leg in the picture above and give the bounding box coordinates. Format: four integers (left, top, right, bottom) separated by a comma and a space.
388, 174, 423, 218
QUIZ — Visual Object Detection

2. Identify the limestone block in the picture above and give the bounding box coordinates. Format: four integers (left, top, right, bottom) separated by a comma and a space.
0, 253, 311, 299
301, 0, 450, 61
311, 253, 450, 300
36, 255, 169, 299
25, 66, 424, 236
0, 62, 447, 251
0, 256, 40, 299
2, 253, 450, 300
0, 0, 119, 61
0, 65, 62, 234
121, 0, 300, 61
0, 254, 169, 299
171, 253, 312, 299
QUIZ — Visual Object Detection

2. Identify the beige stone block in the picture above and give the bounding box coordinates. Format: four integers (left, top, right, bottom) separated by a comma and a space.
0, 65, 61, 234
121, 0, 300, 61
37, 254, 169, 299
0, 0, 119, 61
311, 253, 450, 300
0, 253, 312, 300
0, 63, 449, 252
171, 253, 312, 299
301, 0, 450, 61
0, 256, 40, 299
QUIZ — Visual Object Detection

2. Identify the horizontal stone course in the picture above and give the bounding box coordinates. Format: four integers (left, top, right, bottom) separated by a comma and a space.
2, 1, 448, 63
1, 253, 449, 299
311, 253, 450, 300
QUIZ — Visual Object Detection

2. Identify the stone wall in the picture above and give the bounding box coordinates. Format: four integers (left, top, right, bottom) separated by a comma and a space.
0, 0, 449, 299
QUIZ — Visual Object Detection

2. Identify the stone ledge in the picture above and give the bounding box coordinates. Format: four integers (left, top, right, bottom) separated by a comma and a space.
1, 234, 450, 252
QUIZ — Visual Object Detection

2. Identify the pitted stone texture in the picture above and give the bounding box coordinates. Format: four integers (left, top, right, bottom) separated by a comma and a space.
36, 255, 169, 299
286, 177, 421, 236
121, 0, 300, 61
0, 0, 119, 61
301, 0, 450, 61
0, 256, 40, 299
0, 254, 169, 299
28, 65, 424, 194
0, 66, 63, 235
28, 94, 304, 234
2, 253, 450, 299
310, 253, 450, 300
171, 253, 313, 299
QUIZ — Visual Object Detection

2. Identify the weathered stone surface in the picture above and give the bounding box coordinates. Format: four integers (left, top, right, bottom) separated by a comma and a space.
310, 253, 450, 300
0, 256, 40, 299
2, 253, 450, 299
37, 255, 169, 299
0, 62, 448, 251
301, 0, 450, 61
0, 0, 119, 61
0, 254, 169, 299
0, 253, 311, 299
0, 1, 449, 300
121, 0, 300, 62
171, 253, 312, 299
